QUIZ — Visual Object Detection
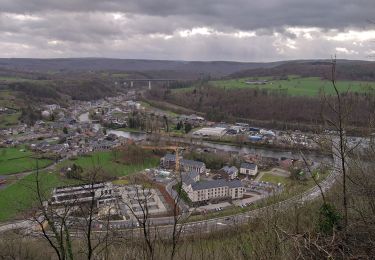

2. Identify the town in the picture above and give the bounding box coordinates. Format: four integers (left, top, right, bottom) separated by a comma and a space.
0, 90, 337, 229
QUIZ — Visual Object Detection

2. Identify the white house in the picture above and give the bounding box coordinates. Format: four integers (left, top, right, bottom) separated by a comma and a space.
240, 162, 258, 176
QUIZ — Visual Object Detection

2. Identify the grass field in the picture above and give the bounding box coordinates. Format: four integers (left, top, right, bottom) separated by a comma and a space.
59, 151, 160, 177
111, 73, 129, 78
209, 76, 375, 96
0, 147, 53, 175
0, 111, 21, 129
0, 76, 52, 84
0, 172, 81, 222
260, 172, 290, 185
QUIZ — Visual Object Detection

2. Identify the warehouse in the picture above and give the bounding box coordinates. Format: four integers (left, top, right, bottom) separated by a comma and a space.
193, 127, 227, 137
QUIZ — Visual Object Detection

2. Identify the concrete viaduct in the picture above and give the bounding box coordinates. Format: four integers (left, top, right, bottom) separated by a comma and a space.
122, 79, 186, 89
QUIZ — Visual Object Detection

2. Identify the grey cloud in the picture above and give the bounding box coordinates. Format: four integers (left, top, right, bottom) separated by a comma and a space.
1, 0, 374, 31
0, 0, 374, 60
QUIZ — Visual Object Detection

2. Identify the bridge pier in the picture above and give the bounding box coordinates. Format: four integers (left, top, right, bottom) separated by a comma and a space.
130, 81, 133, 88
148, 81, 152, 90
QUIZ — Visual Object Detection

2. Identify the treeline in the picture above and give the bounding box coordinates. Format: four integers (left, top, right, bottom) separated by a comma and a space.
146, 85, 375, 128
229, 61, 375, 81
7, 79, 119, 103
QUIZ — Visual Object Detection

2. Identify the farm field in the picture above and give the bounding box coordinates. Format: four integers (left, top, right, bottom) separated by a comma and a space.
0, 172, 81, 222
209, 76, 375, 96
0, 147, 53, 175
59, 150, 160, 177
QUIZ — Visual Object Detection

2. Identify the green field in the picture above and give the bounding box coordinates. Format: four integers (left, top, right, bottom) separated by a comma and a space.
0, 111, 21, 128
0, 172, 81, 221
111, 73, 129, 79
209, 76, 375, 96
0, 147, 53, 175
59, 151, 160, 177
260, 172, 290, 185
0, 76, 52, 84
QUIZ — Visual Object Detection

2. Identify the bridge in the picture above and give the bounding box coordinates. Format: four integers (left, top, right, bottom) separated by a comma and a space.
122, 78, 186, 89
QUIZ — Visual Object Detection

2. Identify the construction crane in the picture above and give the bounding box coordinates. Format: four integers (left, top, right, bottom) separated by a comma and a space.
140, 145, 184, 172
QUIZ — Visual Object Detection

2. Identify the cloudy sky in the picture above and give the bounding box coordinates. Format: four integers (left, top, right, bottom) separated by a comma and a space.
1, 0, 375, 61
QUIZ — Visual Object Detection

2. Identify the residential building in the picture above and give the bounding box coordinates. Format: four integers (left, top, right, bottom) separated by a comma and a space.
181, 171, 200, 191
180, 159, 206, 174
160, 153, 177, 168
221, 166, 238, 179
161, 154, 206, 174
240, 162, 258, 176
183, 179, 244, 202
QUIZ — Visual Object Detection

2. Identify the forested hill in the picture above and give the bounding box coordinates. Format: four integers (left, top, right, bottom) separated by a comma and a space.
0, 58, 281, 77
228, 60, 375, 81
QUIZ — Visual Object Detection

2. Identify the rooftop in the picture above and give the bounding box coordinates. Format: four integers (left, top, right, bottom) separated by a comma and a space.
240, 162, 257, 170
181, 159, 205, 168
192, 179, 243, 191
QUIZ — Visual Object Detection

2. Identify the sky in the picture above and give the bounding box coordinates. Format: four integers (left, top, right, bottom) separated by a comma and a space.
0, 0, 375, 62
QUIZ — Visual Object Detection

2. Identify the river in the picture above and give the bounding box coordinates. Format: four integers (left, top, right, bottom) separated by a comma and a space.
78, 112, 331, 163
78, 112, 146, 141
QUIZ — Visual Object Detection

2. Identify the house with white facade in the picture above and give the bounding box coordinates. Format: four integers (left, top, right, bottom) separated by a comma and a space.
240, 162, 258, 176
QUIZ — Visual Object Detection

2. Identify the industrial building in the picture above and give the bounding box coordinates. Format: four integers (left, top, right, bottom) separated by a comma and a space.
193, 127, 227, 137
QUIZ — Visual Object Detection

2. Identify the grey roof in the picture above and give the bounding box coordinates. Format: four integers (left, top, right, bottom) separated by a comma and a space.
187, 171, 199, 179
221, 166, 238, 175
192, 179, 243, 191
181, 159, 205, 168
182, 171, 199, 186
182, 175, 195, 186
163, 153, 176, 162
240, 162, 257, 170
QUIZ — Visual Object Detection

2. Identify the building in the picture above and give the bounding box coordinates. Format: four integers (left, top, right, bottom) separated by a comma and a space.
161, 154, 206, 174
240, 162, 258, 176
193, 127, 227, 137
160, 153, 177, 168
180, 159, 206, 174
221, 166, 238, 179
181, 171, 201, 191
50, 182, 115, 207
91, 140, 115, 151
183, 179, 244, 202
114, 185, 168, 219
260, 129, 276, 137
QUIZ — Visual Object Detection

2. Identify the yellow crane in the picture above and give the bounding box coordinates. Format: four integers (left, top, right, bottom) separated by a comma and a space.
140, 145, 183, 172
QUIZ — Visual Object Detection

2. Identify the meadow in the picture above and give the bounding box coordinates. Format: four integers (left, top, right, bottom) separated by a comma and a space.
209, 76, 375, 96
0, 172, 81, 221
259, 172, 290, 185
59, 150, 160, 177
0, 111, 21, 129
0, 147, 52, 175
